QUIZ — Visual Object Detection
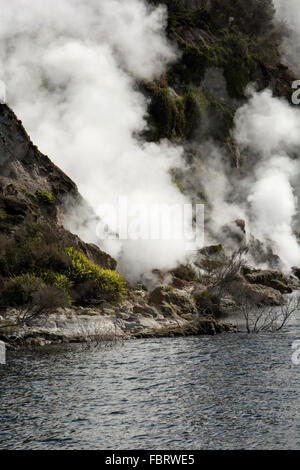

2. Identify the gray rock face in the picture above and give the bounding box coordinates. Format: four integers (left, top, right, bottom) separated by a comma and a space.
0, 104, 77, 199
0, 295, 235, 348
243, 269, 293, 294
201, 67, 242, 112
0, 103, 116, 269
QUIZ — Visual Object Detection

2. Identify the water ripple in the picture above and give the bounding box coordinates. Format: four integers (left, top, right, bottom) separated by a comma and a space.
1, 323, 300, 449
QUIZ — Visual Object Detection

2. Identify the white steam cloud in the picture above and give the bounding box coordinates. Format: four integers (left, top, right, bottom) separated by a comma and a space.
188, 85, 300, 271
186, 0, 300, 271
1, 0, 300, 279
0, 0, 195, 281
234, 88, 300, 269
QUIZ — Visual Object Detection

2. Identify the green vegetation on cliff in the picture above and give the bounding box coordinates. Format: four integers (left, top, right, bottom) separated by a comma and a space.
0, 220, 126, 309
146, 0, 290, 142
34, 190, 56, 205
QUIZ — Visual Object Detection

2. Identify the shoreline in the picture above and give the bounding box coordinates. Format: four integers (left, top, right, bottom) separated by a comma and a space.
0, 308, 236, 349
1, 268, 298, 350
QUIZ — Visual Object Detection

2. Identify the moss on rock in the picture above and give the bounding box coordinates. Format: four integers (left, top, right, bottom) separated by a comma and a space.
146, 83, 186, 140
35, 190, 56, 205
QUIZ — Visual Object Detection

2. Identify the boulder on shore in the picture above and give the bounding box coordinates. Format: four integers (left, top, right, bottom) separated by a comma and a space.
242, 268, 293, 294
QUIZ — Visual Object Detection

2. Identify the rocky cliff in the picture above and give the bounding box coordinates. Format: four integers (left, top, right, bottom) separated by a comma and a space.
0, 102, 238, 346
1, 0, 299, 346
0, 104, 116, 269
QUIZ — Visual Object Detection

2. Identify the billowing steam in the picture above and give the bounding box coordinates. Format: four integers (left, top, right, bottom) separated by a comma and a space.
1, 0, 300, 279
0, 0, 195, 281
194, 86, 300, 271
232, 1, 300, 269
234, 88, 300, 269
182, 1, 300, 272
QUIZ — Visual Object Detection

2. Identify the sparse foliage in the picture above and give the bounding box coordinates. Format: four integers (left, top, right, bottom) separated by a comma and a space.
201, 247, 248, 296
0, 285, 69, 329
239, 296, 300, 333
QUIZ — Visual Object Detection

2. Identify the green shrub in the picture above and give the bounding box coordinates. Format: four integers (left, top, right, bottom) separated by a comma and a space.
193, 289, 221, 317
146, 84, 186, 140
66, 247, 100, 282
184, 88, 234, 138
166, 8, 280, 101
163, 286, 174, 292
183, 88, 203, 138
0, 272, 72, 309
35, 190, 56, 205
194, 290, 219, 304
0, 221, 127, 306
41, 272, 74, 292
0, 274, 45, 306
172, 264, 198, 281
66, 248, 127, 302
3, 238, 71, 277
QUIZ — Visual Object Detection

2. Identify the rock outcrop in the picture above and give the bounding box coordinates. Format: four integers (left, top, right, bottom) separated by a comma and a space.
0, 103, 115, 269
0, 285, 235, 348
243, 268, 293, 294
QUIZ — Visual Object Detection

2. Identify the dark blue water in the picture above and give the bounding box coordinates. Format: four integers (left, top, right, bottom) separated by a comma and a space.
1, 318, 300, 449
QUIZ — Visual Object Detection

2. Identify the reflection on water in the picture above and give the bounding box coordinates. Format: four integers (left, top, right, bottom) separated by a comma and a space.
1, 317, 300, 449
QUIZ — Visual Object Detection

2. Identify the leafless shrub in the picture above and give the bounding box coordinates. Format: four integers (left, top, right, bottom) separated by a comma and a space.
32, 286, 69, 311
212, 248, 247, 293
239, 296, 300, 333
199, 247, 248, 302
0, 286, 68, 329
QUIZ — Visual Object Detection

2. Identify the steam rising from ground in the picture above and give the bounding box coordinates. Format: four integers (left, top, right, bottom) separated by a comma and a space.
0, 0, 194, 280
1, 0, 300, 279
232, 0, 300, 268
234, 88, 300, 268
181, 79, 300, 271
184, 0, 300, 271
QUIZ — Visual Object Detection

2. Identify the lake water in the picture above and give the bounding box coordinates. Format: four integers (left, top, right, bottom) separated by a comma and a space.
1, 316, 300, 450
